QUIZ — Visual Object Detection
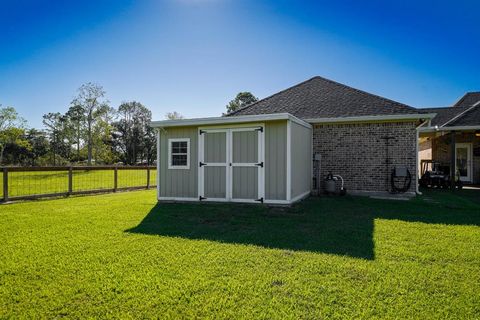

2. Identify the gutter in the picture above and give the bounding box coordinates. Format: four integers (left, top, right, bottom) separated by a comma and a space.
418, 125, 480, 133
304, 113, 437, 124
151, 112, 437, 129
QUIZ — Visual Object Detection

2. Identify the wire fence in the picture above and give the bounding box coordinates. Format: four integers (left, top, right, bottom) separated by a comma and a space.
1, 166, 156, 202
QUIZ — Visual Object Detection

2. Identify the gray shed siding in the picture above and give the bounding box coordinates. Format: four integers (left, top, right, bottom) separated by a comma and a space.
157, 120, 290, 201
290, 121, 312, 198
158, 127, 198, 198
264, 121, 287, 200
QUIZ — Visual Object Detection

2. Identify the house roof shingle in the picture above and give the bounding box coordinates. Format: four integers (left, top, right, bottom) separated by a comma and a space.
418, 106, 470, 126
453, 92, 480, 107
447, 106, 480, 126
419, 105, 480, 127
227, 76, 420, 119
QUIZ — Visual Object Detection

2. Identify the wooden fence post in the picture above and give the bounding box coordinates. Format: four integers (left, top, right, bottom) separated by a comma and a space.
146, 166, 150, 189
114, 166, 118, 192
68, 167, 73, 195
3, 168, 8, 202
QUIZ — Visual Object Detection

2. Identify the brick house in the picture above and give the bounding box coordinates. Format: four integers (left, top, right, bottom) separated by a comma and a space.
227, 76, 433, 197
152, 76, 439, 204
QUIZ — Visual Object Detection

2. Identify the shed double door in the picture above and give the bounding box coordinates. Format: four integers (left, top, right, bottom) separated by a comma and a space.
199, 126, 264, 203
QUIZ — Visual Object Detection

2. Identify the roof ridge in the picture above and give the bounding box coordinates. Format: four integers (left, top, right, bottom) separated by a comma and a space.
226, 76, 320, 116
227, 75, 415, 117
310, 75, 415, 110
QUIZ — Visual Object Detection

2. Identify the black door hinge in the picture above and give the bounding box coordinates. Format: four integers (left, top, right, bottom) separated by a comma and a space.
255, 162, 264, 167
199, 196, 207, 201
199, 130, 205, 135
199, 162, 206, 167
256, 127, 263, 132
255, 197, 264, 203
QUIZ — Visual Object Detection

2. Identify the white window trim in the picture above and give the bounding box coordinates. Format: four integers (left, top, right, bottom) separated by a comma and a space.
168, 138, 190, 169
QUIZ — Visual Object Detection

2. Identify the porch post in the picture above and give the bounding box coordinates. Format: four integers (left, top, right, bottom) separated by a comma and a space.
450, 131, 456, 189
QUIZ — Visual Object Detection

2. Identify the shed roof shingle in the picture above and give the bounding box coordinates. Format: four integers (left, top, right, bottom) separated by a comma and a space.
227, 76, 419, 119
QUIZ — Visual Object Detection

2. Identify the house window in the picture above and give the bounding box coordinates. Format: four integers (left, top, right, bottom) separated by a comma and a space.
168, 138, 190, 169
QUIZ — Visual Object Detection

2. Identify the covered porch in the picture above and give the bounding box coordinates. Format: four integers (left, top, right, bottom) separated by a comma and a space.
418, 127, 480, 186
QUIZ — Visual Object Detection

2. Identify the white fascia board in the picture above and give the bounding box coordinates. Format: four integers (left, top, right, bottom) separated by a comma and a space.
304, 113, 437, 124
419, 125, 480, 133
151, 113, 312, 129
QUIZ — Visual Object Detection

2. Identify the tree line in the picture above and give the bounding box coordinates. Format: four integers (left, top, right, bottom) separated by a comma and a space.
1, 83, 158, 166
0, 84, 258, 167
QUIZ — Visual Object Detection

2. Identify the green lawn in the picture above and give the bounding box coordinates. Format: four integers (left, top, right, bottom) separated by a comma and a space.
1, 189, 479, 318
0, 169, 157, 198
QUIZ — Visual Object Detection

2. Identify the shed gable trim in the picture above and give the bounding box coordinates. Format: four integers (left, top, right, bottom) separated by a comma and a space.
151, 113, 311, 129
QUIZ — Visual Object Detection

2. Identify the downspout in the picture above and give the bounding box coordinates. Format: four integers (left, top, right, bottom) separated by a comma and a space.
415, 119, 430, 195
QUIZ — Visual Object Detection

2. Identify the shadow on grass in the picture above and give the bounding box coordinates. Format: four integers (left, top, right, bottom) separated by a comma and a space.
126, 189, 480, 260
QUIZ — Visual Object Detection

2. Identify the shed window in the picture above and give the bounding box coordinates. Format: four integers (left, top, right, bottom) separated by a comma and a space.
168, 138, 190, 169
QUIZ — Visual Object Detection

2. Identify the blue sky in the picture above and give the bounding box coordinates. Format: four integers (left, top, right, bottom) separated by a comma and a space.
1, 0, 479, 128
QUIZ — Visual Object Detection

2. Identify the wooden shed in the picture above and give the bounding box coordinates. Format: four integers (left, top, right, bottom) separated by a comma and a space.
151, 113, 312, 205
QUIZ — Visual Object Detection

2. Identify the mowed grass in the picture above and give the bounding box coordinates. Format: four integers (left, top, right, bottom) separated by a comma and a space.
0, 189, 479, 318
0, 169, 157, 198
